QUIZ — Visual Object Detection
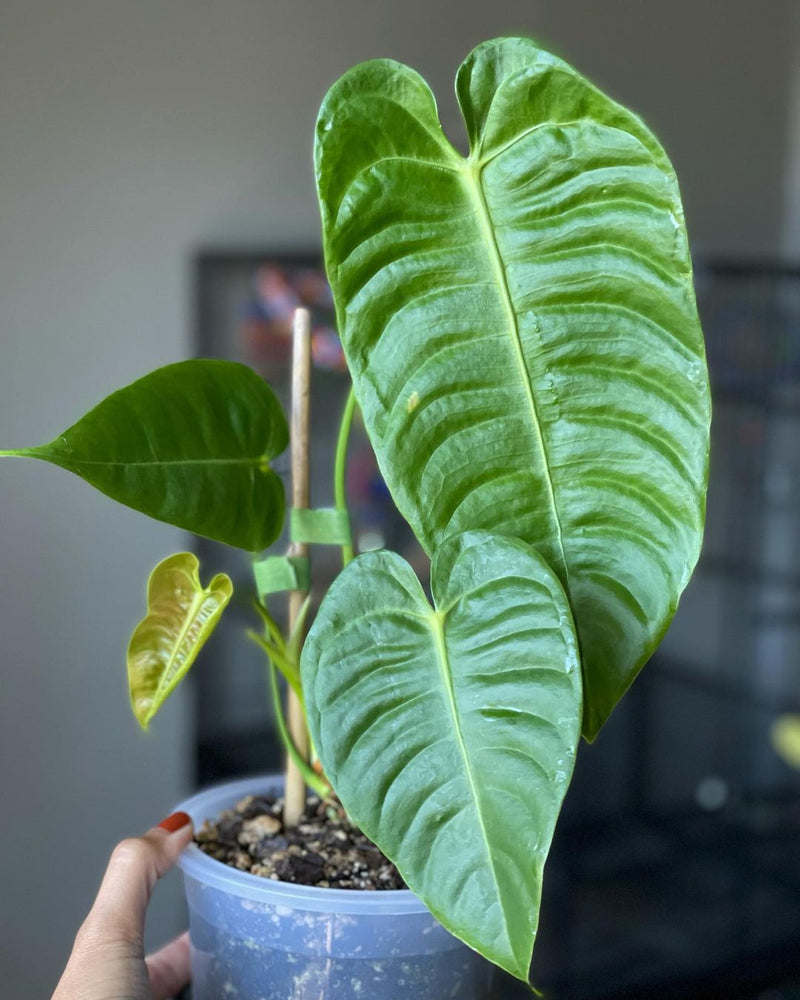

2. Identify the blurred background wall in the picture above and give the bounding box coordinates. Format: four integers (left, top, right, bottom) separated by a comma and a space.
0, 1, 797, 996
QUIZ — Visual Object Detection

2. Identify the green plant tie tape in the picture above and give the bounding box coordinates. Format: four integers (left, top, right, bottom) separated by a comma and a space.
253, 555, 310, 596
290, 507, 352, 545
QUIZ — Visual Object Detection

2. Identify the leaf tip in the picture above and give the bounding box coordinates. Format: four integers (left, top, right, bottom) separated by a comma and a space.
131, 699, 153, 732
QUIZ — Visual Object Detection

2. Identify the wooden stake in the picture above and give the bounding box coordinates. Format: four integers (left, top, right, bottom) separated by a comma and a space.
284, 307, 311, 828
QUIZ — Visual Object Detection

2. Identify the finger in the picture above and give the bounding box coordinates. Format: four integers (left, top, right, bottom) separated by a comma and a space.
147, 930, 192, 1000
86, 812, 193, 943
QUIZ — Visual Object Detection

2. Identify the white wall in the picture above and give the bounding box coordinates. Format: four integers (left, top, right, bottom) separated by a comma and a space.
783, 2, 800, 257
0, 1, 796, 995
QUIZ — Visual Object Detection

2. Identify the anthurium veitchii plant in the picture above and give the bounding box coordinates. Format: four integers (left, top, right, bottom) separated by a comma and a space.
0, 37, 710, 984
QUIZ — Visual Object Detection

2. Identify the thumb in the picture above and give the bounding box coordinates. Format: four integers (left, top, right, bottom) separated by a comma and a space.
86, 811, 193, 944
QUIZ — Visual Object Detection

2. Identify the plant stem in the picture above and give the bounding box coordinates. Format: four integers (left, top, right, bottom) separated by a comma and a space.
334, 386, 357, 568
284, 308, 312, 828
266, 658, 329, 798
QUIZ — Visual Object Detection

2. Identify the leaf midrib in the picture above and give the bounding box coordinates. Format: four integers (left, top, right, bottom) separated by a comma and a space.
24, 451, 272, 469
155, 591, 206, 687
460, 158, 568, 582
428, 608, 512, 954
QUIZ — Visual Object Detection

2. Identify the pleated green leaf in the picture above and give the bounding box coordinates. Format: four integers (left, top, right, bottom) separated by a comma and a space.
4, 360, 288, 551
316, 37, 710, 738
128, 552, 233, 729
301, 530, 582, 980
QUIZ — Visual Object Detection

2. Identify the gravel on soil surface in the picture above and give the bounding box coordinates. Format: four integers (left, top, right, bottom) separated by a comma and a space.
195, 792, 407, 890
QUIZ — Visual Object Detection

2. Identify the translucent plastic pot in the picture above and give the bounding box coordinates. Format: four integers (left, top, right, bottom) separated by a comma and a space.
176, 775, 495, 1000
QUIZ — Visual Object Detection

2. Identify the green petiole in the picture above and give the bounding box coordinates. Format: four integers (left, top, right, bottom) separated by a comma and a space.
266, 656, 329, 799
333, 386, 357, 568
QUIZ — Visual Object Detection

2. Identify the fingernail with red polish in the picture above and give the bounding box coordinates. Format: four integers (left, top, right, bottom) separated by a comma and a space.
158, 811, 192, 833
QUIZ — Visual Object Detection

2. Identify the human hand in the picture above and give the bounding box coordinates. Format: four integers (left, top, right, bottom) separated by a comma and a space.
52, 811, 194, 1000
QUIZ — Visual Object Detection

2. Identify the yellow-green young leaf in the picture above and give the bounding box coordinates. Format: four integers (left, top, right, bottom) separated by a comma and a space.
315, 37, 710, 739
128, 553, 233, 729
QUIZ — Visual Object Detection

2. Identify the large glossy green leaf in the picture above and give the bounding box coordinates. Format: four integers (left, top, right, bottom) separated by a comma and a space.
128, 552, 233, 729
1, 360, 288, 551
316, 37, 710, 738
301, 530, 582, 980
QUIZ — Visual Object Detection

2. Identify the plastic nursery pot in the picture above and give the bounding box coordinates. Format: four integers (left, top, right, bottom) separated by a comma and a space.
175, 775, 496, 1000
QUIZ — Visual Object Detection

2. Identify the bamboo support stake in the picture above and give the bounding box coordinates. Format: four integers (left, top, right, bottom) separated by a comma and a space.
284, 307, 312, 828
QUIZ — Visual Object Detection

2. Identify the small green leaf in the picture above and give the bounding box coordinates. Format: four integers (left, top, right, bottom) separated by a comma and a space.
302, 530, 582, 980
248, 595, 311, 703
128, 552, 233, 729
253, 600, 287, 652
247, 630, 302, 700
316, 38, 710, 738
5, 360, 288, 551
